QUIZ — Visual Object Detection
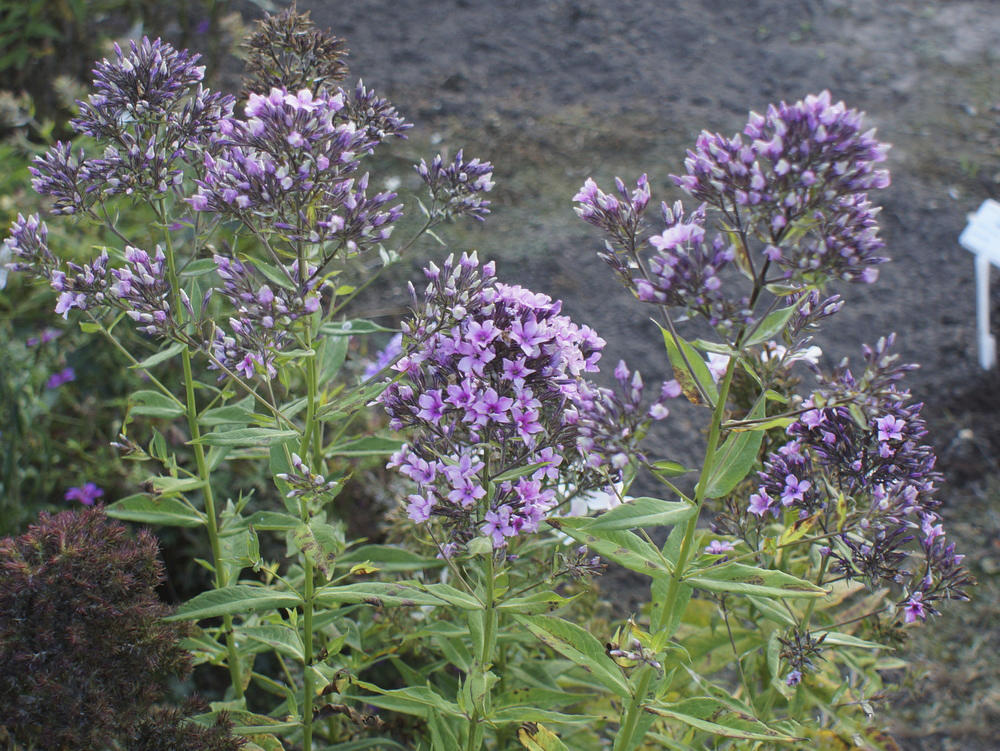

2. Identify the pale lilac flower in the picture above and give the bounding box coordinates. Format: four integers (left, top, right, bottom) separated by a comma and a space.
704, 539, 735, 555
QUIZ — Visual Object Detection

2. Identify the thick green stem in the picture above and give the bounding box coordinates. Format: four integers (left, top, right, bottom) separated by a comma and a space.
465, 554, 498, 751
299, 321, 320, 751
159, 201, 244, 698
654, 357, 738, 635
615, 359, 738, 751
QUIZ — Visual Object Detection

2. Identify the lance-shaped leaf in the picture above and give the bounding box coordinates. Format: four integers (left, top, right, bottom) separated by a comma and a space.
241, 624, 305, 661
683, 561, 826, 599
191, 427, 300, 447
645, 696, 801, 742
166, 585, 303, 621
703, 398, 766, 499
105, 493, 205, 527
314, 581, 482, 610
513, 614, 631, 698
348, 680, 463, 719
584, 496, 696, 531
657, 323, 718, 406
130, 389, 185, 418
743, 302, 801, 347
548, 518, 672, 578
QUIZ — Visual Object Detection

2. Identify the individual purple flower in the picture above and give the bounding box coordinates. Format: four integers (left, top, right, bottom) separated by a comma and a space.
65, 482, 104, 506
748, 490, 773, 517
786, 670, 803, 687
902, 591, 926, 624
45, 367, 76, 390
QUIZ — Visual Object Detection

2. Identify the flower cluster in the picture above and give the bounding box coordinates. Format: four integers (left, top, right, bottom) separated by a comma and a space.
672, 90, 889, 284
30, 38, 234, 211
747, 340, 970, 621
416, 150, 495, 221
574, 93, 892, 336
208, 253, 324, 380
191, 87, 404, 254
379, 253, 662, 551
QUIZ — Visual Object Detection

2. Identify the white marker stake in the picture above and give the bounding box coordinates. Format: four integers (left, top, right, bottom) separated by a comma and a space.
959, 199, 1000, 369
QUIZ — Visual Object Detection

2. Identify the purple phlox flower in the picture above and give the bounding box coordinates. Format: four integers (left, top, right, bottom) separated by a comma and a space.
65, 482, 104, 506
406, 493, 436, 523
748, 490, 774, 517
45, 367, 76, 390
483, 505, 516, 548
706, 352, 731, 382
704, 539, 735, 555
902, 591, 926, 623
875, 414, 905, 442
780, 474, 811, 506
416, 389, 446, 424
786, 670, 803, 687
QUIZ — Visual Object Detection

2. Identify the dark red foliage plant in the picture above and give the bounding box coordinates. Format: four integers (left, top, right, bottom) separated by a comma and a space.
0, 507, 240, 751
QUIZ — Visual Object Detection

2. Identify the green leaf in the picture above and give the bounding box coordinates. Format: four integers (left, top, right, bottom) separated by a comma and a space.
348, 680, 463, 719
645, 696, 801, 742
192, 428, 300, 447
428, 714, 462, 750
492, 461, 553, 484
336, 544, 444, 572
744, 303, 800, 347
180, 257, 219, 276
513, 614, 631, 698
317, 333, 349, 383
130, 389, 185, 418
703, 398, 766, 499
150, 475, 205, 495
650, 460, 694, 478
241, 624, 304, 661
105, 494, 205, 528
548, 518, 671, 578
243, 511, 302, 531
79, 321, 102, 333
684, 562, 826, 599
657, 323, 718, 406
254, 259, 296, 290
320, 319, 394, 336
293, 519, 345, 578
314, 581, 480, 610
326, 435, 404, 457
199, 398, 256, 426
584, 497, 696, 531
498, 590, 580, 615
813, 630, 887, 650
166, 585, 303, 621
133, 341, 186, 369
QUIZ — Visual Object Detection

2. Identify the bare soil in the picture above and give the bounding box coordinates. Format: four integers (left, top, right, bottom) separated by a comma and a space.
286, 1, 1000, 746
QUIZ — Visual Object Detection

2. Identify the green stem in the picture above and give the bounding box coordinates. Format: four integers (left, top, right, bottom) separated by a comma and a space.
299, 319, 320, 751
159, 200, 244, 698
654, 357, 738, 635
615, 358, 738, 751
465, 553, 498, 751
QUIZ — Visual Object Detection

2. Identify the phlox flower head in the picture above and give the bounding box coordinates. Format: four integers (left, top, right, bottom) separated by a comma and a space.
380, 253, 660, 552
